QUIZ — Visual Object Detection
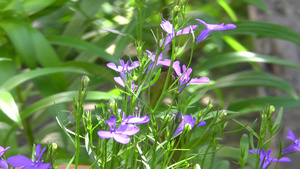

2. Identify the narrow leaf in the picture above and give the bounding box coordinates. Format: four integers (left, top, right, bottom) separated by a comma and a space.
47, 36, 117, 63
21, 91, 119, 119
2, 67, 90, 91
243, 0, 269, 13
198, 52, 300, 71
210, 71, 298, 99
228, 96, 300, 113
22, 0, 56, 15
0, 89, 22, 127
225, 21, 300, 46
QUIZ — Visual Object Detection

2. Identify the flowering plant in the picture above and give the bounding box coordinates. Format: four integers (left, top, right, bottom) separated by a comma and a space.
1, 1, 300, 169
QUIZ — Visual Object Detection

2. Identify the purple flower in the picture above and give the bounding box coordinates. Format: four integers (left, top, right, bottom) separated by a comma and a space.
282, 130, 300, 154
195, 19, 237, 43
173, 114, 206, 136
109, 108, 150, 125
0, 146, 10, 169
114, 76, 138, 91
98, 116, 140, 144
107, 59, 139, 73
173, 61, 210, 92
249, 148, 291, 169
160, 20, 198, 47
107, 59, 139, 90
146, 50, 171, 67
7, 144, 51, 169
122, 114, 150, 125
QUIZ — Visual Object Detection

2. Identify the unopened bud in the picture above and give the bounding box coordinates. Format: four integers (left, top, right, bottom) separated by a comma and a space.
174, 112, 183, 126
219, 110, 227, 119
193, 164, 201, 169
81, 75, 90, 91
267, 105, 275, 118
51, 143, 57, 152
183, 123, 192, 134
132, 75, 138, 81
108, 99, 117, 111
207, 104, 214, 111
174, 5, 180, 12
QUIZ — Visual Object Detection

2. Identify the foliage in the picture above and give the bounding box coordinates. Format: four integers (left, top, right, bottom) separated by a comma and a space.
0, 0, 300, 168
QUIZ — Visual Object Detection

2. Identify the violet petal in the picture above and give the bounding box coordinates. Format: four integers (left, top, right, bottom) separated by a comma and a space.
107, 63, 119, 72
113, 133, 131, 144
190, 77, 210, 84
114, 77, 125, 88
286, 130, 296, 141
7, 155, 33, 167
98, 131, 114, 139
196, 121, 206, 127
0, 158, 8, 169
117, 125, 140, 136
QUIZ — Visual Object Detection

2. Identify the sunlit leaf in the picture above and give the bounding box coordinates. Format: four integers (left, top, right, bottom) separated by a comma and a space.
2, 67, 91, 91
22, 0, 56, 15
21, 91, 120, 119
0, 89, 22, 127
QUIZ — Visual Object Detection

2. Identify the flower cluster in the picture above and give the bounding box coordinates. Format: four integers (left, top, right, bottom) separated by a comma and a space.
249, 148, 290, 169
106, 18, 236, 93
0, 144, 50, 169
160, 19, 237, 46
248, 130, 300, 169
98, 110, 149, 144
102, 18, 236, 144
107, 59, 139, 90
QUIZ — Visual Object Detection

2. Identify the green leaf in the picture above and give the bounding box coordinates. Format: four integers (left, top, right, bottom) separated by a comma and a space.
213, 160, 230, 169
243, 0, 269, 13
0, 58, 12, 61
239, 134, 249, 164
2, 67, 90, 91
0, 89, 22, 127
0, 18, 61, 67
216, 146, 239, 159
225, 20, 300, 46
22, 0, 56, 15
58, 0, 105, 58
47, 36, 117, 63
272, 107, 283, 132
29, 0, 69, 20
62, 61, 116, 83
210, 71, 298, 99
0, 18, 37, 68
228, 96, 300, 113
21, 91, 120, 119
198, 52, 300, 71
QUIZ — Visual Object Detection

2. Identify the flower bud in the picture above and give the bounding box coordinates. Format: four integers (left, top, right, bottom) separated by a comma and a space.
193, 164, 201, 169
51, 143, 57, 153
108, 99, 117, 111
174, 5, 180, 13
267, 105, 275, 118
174, 112, 183, 126
216, 110, 227, 123
132, 75, 138, 81
207, 104, 214, 111
81, 75, 90, 91
183, 123, 192, 135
